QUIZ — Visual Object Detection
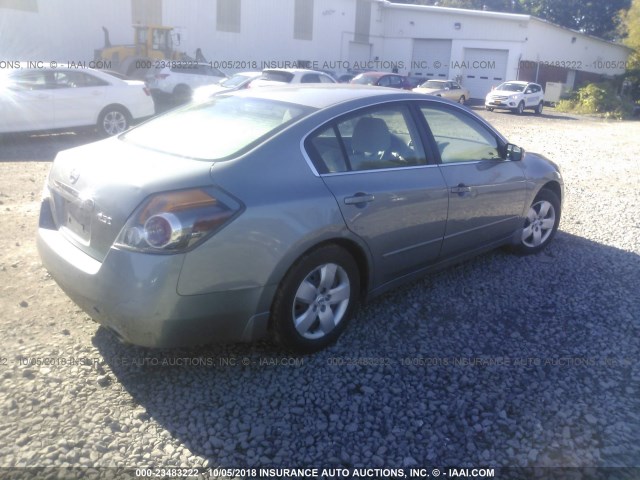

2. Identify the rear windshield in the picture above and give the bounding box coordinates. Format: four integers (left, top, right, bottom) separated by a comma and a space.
122, 96, 312, 160
421, 81, 446, 88
261, 70, 295, 83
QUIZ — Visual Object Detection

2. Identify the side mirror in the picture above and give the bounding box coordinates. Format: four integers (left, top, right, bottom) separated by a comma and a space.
506, 143, 523, 161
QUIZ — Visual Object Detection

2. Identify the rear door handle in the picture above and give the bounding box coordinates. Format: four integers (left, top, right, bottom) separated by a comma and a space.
344, 193, 375, 205
450, 183, 472, 194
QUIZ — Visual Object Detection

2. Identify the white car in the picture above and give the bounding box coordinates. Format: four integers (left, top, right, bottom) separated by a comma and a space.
250, 68, 337, 87
485, 81, 544, 114
0, 64, 155, 136
147, 63, 227, 101
192, 71, 262, 101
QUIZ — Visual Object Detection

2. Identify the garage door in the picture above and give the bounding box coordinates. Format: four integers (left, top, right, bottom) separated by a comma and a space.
349, 41, 372, 66
412, 39, 451, 80
462, 48, 508, 99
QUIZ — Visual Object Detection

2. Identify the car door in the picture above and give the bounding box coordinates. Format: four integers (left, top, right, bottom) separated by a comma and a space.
524, 84, 542, 107
419, 103, 526, 258
51, 71, 109, 129
0, 70, 55, 132
305, 102, 449, 285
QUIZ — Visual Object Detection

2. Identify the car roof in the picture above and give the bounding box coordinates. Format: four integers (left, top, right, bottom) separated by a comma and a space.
263, 68, 331, 75
2, 64, 124, 82
227, 84, 439, 109
358, 71, 403, 78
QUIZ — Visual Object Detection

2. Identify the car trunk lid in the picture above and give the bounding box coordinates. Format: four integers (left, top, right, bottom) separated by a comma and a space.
47, 137, 214, 262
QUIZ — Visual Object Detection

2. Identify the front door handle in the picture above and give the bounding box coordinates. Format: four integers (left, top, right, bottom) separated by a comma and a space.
344, 193, 375, 205
450, 183, 472, 194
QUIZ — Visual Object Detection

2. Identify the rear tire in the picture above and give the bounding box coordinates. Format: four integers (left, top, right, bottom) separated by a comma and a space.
535, 101, 544, 115
271, 245, 360, 353
485, 106, 494, 111
459, 95, 466, 104
173, 84, 192, 103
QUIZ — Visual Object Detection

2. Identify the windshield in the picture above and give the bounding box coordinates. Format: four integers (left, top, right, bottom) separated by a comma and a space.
220, 74, 253, 88
351, 74, 377, 85
123, 96, 313, 160
420, 81, 446, 89
496, 82, 525, 92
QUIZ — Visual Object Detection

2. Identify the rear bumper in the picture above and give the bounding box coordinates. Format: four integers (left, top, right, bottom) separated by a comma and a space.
37, 225, 272, 348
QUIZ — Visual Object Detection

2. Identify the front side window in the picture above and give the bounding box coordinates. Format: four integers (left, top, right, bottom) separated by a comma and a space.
420, 105, 501, 163
306, 104, 427, 173
123, 96, 312, 160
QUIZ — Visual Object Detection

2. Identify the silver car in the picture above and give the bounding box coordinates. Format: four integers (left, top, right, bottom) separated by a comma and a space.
37, 85, 563, 352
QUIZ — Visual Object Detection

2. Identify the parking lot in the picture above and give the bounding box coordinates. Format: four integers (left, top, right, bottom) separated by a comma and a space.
1, 107, 639, 472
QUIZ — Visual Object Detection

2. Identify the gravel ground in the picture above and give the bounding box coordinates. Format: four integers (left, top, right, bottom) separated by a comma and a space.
0, 108, 639, 475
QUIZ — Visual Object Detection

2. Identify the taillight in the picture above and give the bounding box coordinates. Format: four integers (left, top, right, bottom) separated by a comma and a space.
114, 188, 241, 254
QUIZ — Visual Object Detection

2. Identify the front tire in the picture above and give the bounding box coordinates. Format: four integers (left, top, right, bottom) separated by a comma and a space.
485, 106, 494, 111
514, 101, 525, 115
515, 189, 561, 255
271, 245, 360, 353
97, 106, 130, 136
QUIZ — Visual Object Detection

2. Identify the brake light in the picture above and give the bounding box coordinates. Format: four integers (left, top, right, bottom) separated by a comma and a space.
115, 188, 241, 253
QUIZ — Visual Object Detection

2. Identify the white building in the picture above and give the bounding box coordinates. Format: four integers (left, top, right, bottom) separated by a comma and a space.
0, 0, 631, 98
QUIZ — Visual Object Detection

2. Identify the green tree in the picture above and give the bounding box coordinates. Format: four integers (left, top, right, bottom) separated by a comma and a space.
620, 0, 640, 66
618, 0, 640, 101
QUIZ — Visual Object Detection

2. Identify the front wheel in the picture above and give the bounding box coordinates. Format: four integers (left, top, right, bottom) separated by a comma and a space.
485, 106, 494, 111
271, 245, 360, 353
515, 189, 561, 255
97, 107, 130, 136
514, 101, 525, 115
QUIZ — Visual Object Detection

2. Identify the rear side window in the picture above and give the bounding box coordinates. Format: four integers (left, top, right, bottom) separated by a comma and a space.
123, 96, 312, 160
306, 104, 427, 173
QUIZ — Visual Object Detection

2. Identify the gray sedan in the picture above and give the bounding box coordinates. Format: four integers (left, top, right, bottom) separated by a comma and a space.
37, 85, 563, 352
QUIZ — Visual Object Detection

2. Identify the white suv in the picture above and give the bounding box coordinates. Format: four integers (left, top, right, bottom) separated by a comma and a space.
485, 81, 544, 114
250, 69, 337, 87
147, 63, 227, 102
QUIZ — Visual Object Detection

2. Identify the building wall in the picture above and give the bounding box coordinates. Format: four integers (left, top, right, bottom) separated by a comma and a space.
161, 0, 361, 72
523, 18, 630, 77
0, 0, 131, 62
0, 0, 630, 93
